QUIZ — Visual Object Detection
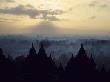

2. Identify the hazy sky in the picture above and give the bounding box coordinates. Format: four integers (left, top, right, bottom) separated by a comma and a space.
0, 0, 110, 35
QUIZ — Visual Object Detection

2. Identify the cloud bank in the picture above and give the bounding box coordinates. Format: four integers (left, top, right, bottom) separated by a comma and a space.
0, 4, 64, 21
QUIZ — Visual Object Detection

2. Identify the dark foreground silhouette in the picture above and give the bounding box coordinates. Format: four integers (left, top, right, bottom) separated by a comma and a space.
0, 42, 110, 82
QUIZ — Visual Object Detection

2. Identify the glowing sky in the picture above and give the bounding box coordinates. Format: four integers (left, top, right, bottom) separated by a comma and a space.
0, 0, 110, 35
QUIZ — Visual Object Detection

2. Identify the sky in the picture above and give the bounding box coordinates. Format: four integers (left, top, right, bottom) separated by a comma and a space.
0, 0, 110, 35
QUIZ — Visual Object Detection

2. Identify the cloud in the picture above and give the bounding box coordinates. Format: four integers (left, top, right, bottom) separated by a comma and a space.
68, 4, 81, 11
0, 17, 19, 22
0, 0, 15, 2
88, 1, 98, 7
0, 4, 64, 20
89, 3, 96, 7
99, 4, 108, 8
40, 9, 64, 21
89, 16, 96, 20
0, 5, 39, 19
0, 20, 13, 23
88, 1, 108, 8
47, 16, 59, 21
41, 15, 59, 21
39, 10, 64, 21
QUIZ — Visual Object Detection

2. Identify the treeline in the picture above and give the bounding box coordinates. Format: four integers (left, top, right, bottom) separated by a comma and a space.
0, 43, 110, 82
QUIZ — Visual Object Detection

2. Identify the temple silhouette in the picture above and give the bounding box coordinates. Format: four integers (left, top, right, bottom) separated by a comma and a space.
0, 42, 110, 82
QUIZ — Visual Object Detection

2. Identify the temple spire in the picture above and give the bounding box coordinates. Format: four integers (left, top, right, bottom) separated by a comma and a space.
38, 42, 47, 58
72, 54, 74, 58
0, 48, 5, 60
49, 53, 52, 58
81, 43, 84, 49
40, 42, 44, 48
76, 43, 87, 58
29, 43, 36, 56
90, 54, 96, 69
101, 64, 106, 73
0, 48, 3, 55
32, 43, 34, 48
70, 54, 74, 61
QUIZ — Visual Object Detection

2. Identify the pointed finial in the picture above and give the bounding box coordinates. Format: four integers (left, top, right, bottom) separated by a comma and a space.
32, 43, 34, 48
81, 43, 83, 48
72, 54, 74, 58
90, 54, 95, 63
90, 54, 93, 58
90, 54, 94, 61
40, 42, 44, 48
49, 53, 52, 58
101, 64, 106, 72
102, 64, 105, 68
0, 48, 3, 55
70, 54, 74, 60
60, 62, 62, 66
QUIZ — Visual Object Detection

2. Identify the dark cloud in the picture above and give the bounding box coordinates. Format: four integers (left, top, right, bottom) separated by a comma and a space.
88, 1, 98, 7
40, 9, 64, 19
0, 4, 64, 20
99, 4, 107, 8
49, 10, 64, 15
26, 4, 34, 8
0, 20, 13, 23
47, 16, 59, 21
0, 0, 15, 2
89, 16, 96, 20
41, 15, 59, 21
0, 18, 19, 22
89, 3, 96, 7
68, 4, 81, 11
0, 18, 9, 21
40, 9, 64, 21
0, 5, 39, 19
88, 1, 108, 8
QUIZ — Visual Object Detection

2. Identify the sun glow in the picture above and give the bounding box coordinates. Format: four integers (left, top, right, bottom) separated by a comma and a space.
0, 0, 110, 35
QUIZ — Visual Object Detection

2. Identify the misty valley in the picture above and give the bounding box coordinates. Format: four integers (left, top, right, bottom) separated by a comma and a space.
0, 35, 110, 68
0, 35, 110, 82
